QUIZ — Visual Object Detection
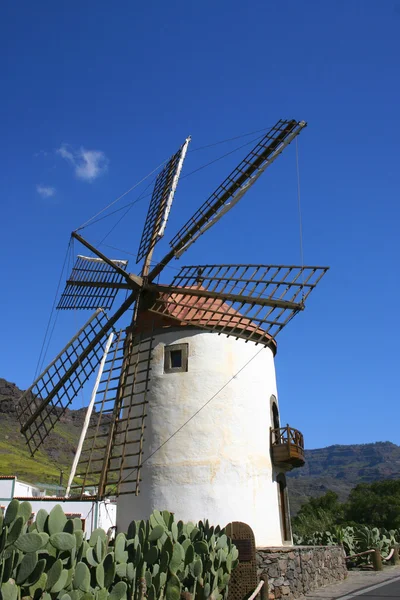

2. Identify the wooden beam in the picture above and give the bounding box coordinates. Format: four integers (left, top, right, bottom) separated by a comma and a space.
65, 280, 131, 290
72, 232, 143, 288
147, 283, 304, 312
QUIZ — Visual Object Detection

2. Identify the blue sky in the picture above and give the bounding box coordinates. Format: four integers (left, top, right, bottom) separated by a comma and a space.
1, 0, 399, 449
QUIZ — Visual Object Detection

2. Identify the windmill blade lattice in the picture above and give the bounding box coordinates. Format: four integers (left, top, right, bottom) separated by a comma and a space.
57, 255, 129, 311
16, 309, 111, 455
166, 120, 303, 259
137, 137, 190, 264
148, 264, 329, 345
71, 328, 154, 499
69, 329, 126, 497
17, 291, 138, 455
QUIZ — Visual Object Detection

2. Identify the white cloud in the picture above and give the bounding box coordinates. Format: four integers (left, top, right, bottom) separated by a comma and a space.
36, 184, 56, 198
57, 145, 75, 163
57, 144, 108, 182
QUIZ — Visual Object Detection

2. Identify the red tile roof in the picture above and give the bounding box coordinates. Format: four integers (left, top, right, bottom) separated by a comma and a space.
135, 286, 277, 352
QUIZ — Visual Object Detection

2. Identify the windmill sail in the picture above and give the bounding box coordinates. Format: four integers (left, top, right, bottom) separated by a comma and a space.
71, 328, 154, 499
17, 293, 137, 455
16, 309, 110, 454
148, 264, 329, 345
57, 255, 129, 311
148, 121, 306, 282
137, 136, 191, 264
150, 121, 306, 274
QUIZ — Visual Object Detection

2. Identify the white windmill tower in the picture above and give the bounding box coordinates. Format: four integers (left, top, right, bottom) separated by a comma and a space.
17, 120, 328, 547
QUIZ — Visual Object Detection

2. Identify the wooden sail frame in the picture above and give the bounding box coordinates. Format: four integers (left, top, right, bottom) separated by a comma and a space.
57, 255, 129, 311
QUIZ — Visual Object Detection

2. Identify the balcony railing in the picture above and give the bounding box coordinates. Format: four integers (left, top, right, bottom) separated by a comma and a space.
270, 425, 305, 469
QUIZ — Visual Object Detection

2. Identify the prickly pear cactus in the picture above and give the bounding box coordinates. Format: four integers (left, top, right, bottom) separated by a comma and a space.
0, 503, 238, 600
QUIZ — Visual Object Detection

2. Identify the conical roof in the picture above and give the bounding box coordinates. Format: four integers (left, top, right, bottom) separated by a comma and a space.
134, 286, 277, 353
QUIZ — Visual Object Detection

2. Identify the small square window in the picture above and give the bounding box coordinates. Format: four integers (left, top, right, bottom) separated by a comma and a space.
170, 350, 182, 368
164, 343, 188, 373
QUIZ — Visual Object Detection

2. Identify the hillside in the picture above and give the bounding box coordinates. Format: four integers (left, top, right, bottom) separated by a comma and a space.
2, 378, 400, 512
287, 441, 400, 513
0, 378, 100, 486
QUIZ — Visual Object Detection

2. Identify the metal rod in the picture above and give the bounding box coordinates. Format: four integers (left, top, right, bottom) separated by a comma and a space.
65, 332, 115, 497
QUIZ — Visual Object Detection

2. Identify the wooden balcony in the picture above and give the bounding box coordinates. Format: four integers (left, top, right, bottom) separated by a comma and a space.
270, 425, 305, 469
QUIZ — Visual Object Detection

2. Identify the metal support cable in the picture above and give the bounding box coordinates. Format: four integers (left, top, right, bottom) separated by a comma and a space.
188, 125, 273, 153
181, 133, 266, 180
98, 177, 156, 247
110, 343, 267, 493
75, 158, 171, 232
34, 239, 72, 379
74, 133, 268, 234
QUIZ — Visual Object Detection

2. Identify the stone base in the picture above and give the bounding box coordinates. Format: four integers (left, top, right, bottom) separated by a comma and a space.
256, 546, 347, 600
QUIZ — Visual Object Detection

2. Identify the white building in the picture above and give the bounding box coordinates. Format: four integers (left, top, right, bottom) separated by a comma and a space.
0, 476, 116, 535
117, 295, 304, 547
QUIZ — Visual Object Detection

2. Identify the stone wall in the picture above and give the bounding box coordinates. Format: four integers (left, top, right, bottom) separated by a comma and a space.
256, 546, 347, 599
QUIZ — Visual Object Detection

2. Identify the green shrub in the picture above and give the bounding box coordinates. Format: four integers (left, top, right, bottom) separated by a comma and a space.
0, 502, 238, 600
293, 524, 400, 565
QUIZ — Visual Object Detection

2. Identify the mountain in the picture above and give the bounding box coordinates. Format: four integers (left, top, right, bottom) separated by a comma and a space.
2, 378, 400, 512
287, 442, 400, 513
0, 378, 103, 486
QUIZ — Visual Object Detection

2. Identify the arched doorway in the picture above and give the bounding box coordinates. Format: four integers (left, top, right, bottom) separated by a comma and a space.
270, 395, 280, 444
272, 401, 280, 429
276, 473, 292, 542
225, 522, 257, 600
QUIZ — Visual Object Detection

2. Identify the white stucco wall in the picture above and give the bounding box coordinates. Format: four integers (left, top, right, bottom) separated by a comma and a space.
0, 478, 116, 537
117, 327, 286, 546
0, 478, 15, 499
0, 478, 41, 500
98, 500, 117, 536
15, 481, 41, 497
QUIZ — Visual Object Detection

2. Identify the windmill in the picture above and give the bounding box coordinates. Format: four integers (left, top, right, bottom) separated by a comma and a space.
16, 119, 328, 511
